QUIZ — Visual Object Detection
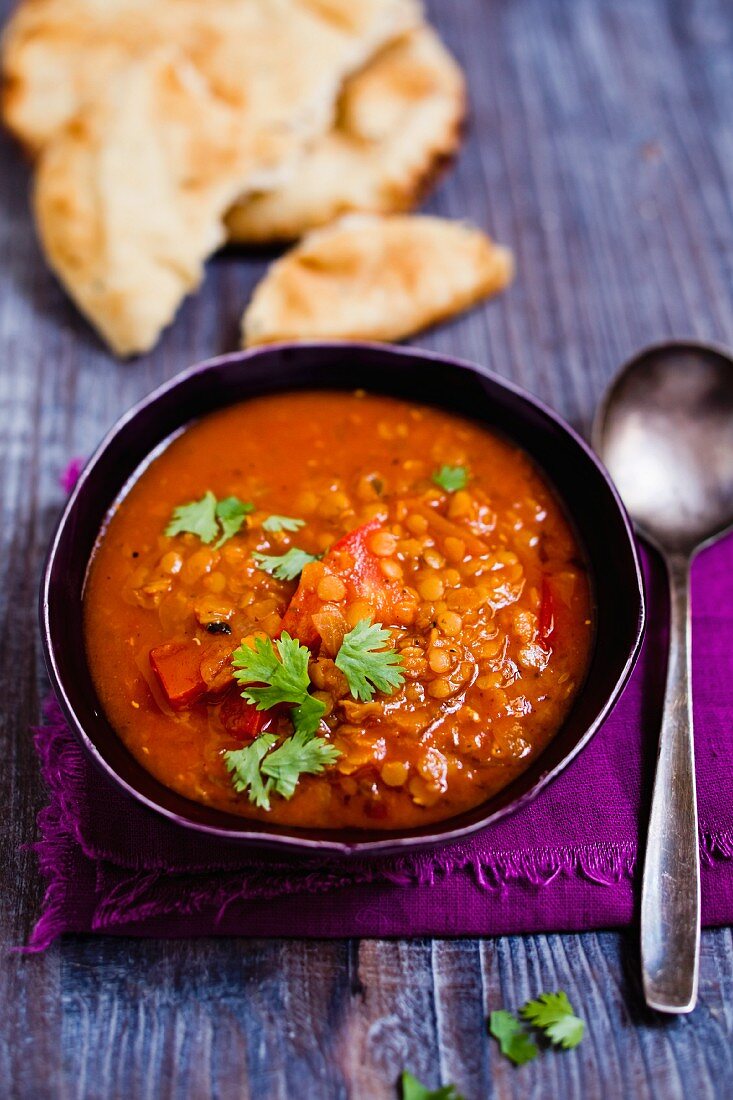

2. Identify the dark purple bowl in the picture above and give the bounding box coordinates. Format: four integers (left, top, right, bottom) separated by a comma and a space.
41, 342, 644, 856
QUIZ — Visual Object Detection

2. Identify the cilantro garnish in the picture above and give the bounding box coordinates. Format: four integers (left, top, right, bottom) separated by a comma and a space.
260, 729, 340, 800
335, 618, 405, 702
489, 1011, 539, 1066
224, 731, 338, 810
226, 634, 339, 808
165, 491, 253, 547
225, 734, 278, 809
262, 514, 306, 533
166, 490, 219, 543
432, 465, 468, 492
214, 496, 255, 547
400, 1071, 464, 1100
232, 633, 324, 731
520, 992, 585, 1049
489, 992, 584, 1065
252, 547, 320, 581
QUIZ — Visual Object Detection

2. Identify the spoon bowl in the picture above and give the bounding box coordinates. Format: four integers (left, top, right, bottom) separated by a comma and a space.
595, 341, 733, 555
594, 339, 733, 1015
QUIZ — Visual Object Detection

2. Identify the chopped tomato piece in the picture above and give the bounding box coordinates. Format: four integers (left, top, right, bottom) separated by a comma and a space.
538, 576, 555, 642
219, 694, 270, 741
281, 517, 401, 647
149, 640, 207, 709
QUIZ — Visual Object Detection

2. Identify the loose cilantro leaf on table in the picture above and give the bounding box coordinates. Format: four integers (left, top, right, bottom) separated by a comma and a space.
489, 1011, 539, 1066
262, 514, 306, 533
432, 465, 468, 493
335, 618, 405, 702
225, 734, 277, 809
520, 992, 585, 1049
253, 547, 320, 581
400, 1070, 464, 1100
165, 491, 253, 546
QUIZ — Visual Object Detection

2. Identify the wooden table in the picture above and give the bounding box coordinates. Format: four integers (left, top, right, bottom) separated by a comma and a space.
3, 0, 733, 1095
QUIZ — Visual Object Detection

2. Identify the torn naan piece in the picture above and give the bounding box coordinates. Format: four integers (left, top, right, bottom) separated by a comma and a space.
226, 25, 465, 243
242, 214, 514, 347
17, 0, 422, 354
2, 0, 422, 155
33, 50, 265, 357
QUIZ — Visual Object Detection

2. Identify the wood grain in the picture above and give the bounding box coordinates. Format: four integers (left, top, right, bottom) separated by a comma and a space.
2, 0, 733, 1096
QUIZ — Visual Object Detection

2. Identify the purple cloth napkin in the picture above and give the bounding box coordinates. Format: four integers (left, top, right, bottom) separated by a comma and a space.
26, 535, 733, 949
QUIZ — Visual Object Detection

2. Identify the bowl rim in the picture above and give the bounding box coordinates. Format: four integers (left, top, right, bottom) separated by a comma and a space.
40, 340, 646, 855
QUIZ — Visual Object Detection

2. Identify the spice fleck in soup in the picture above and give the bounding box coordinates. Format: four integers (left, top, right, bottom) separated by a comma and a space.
84, 390, 594, 829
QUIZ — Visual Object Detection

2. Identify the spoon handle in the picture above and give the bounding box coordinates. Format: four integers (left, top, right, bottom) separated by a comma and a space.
641, 552, 700, 1013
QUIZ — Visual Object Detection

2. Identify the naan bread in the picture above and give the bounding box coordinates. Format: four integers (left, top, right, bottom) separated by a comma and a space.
34, 50, 265, 357
226, 25, 465, 243
12, 0, 422, 354
2, 0, 421, 155
242, 214, 514, 347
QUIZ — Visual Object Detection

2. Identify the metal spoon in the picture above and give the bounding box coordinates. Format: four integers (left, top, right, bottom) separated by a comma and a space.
593, 340, 733, 1014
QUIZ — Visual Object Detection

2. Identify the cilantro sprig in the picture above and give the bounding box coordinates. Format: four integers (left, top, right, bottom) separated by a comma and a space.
225, 731, 338, 811
225, 734, 278, 809
166, 491, 254, 548
225, 633, 339, 809
335, 618, 405, 702
231, 633, 324, 734
489, 991, 584, 1066
253, 547, 320, 581
258, 729, 340, 800
432, 465, 468, 493
400, 1071, 463, 1100
262, 514, 306, 533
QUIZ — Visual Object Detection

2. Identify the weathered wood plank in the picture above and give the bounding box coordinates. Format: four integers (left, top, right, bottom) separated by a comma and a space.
3, 0, 733, 1096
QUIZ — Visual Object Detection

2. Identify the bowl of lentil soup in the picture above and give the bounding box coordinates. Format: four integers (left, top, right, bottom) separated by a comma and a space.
42, 342, 644, 854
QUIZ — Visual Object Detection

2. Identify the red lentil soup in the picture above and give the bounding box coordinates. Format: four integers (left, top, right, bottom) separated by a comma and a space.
84, 390, 594, 829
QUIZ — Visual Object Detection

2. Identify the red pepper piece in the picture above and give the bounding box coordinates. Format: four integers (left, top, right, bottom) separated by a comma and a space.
219, 694, 269, 742
281, 517, 401, 647
149, 640, 207, 710
538, 576, 555, 643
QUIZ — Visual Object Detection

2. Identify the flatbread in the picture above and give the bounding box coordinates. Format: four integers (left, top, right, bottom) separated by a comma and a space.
226, 25, 465, 243
2, 0, 421, 155
13, 0, 422, 354
241, 214, 514, 347
34, 50, 265, 357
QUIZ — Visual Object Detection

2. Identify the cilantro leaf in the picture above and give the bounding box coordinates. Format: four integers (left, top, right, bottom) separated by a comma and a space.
261, 729, 340, 799
432, 465, 468, 493
215, 496, 254, 547
335, 618, 405, 702
231, 633, 326, 739
292, 692, 327, 738
262, 514, 306, 533
400, 1070, 464, 1100
224, 734, 278, 810
253, 547, 320, 581
232, 633, 310, 710
166, 491, 253, 546
489, 1011, 538, 1066
166, 490, 219, 543
520, 992, 585, 1049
